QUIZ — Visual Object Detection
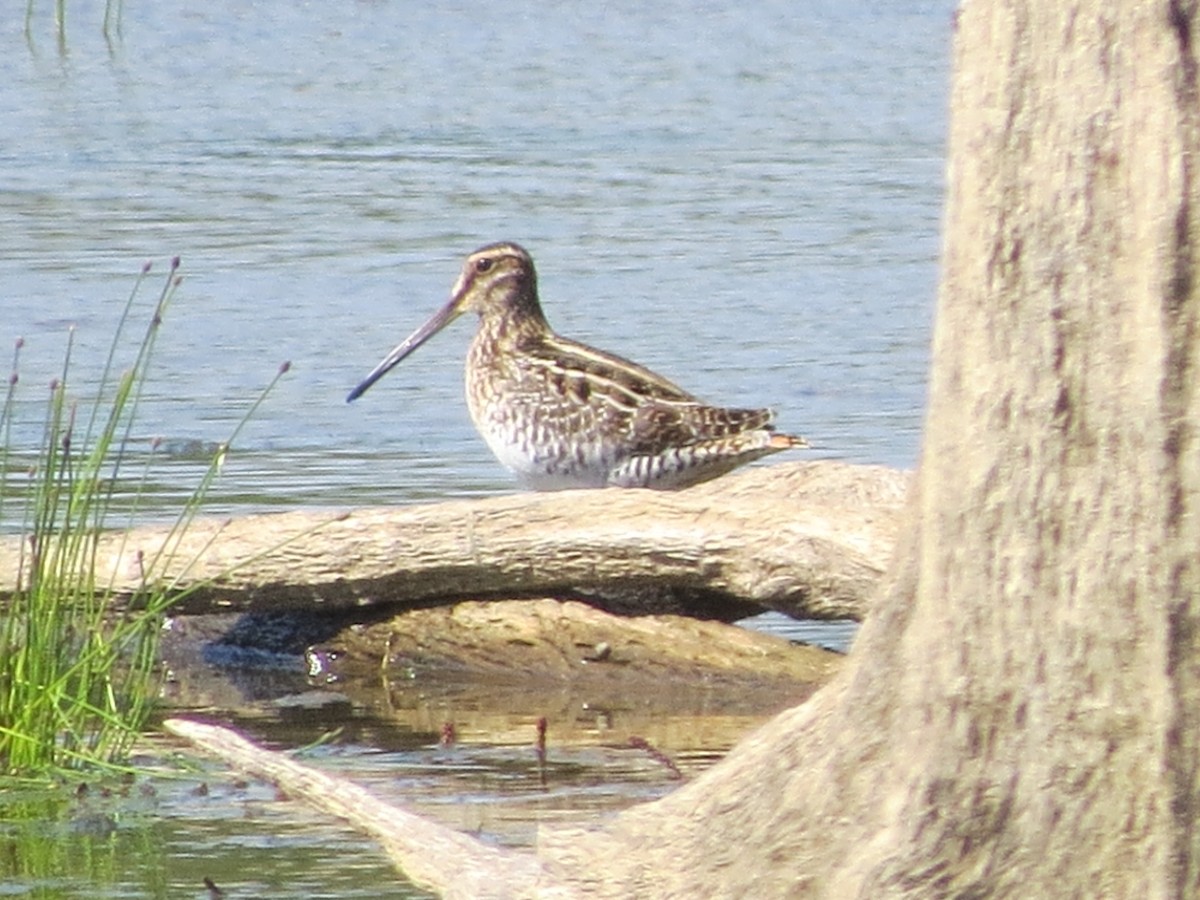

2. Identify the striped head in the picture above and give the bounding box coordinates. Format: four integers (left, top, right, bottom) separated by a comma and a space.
347, 242, 544, 402
448, 242, 540, 318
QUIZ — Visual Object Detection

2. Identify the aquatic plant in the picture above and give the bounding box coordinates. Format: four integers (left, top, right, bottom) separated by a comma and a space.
24, 0, 124, 45
0, 260, 287, 774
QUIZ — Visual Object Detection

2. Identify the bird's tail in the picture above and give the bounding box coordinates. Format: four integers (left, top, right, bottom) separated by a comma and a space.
769, 433, 810, 450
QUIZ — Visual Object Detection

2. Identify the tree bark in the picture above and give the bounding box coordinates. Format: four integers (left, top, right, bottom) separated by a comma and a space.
0, 461, 902, 621
168, 1, 1200, 897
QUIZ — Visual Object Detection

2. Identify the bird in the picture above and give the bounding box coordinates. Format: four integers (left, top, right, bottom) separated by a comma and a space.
347, 242, 808, 490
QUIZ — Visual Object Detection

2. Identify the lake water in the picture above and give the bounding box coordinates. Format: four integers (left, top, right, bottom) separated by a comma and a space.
2, 0, 945, 511
0, 0, 952, 895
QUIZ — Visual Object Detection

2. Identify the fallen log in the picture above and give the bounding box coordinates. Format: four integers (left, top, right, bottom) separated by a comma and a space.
0, 461, 906, 621
311, 597, 842, 685
163, 717, 558, 900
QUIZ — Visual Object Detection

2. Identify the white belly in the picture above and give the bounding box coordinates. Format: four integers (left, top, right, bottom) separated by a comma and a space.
479, 423, 613, 490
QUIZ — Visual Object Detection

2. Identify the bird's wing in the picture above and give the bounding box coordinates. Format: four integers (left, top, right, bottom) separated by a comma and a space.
627, 400, 776, 452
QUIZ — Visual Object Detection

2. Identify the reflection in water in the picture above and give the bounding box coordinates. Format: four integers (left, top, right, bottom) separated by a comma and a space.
163, 659, 823, 852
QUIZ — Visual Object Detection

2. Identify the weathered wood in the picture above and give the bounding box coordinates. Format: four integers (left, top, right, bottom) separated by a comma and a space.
312, 597, 842, 685
0, 461, 905, 620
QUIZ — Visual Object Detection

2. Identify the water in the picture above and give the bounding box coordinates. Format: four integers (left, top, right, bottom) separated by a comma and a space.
0, 1, 952, 895
2, 0, 945, 512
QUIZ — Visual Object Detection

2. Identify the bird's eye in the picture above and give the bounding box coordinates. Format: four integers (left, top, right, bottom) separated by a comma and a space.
475, 258, 493, 273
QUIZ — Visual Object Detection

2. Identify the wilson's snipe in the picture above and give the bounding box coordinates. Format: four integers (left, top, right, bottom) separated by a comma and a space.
347, 242, 808, 490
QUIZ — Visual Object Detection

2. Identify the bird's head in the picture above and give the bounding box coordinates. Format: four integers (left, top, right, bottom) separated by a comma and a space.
346, 242, 542, 403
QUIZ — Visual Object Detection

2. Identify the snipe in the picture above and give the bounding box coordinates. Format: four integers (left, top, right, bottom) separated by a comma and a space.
347, 242, 808, 490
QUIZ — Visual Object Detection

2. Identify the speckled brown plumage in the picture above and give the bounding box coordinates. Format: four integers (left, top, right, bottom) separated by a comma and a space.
348, 242, 808, 490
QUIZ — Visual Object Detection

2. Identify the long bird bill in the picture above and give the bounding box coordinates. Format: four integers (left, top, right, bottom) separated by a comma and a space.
346, 294, 467, 402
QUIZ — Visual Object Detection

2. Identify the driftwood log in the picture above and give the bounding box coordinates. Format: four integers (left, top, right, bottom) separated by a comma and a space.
311, 597, 842, 685
0, 461, 906, 622
164, 717, 558, 899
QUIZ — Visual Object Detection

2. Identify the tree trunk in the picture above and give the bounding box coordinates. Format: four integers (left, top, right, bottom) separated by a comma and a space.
536, 1, 1199, 895
169, 1, 1200, 896
0, 461, 900, 621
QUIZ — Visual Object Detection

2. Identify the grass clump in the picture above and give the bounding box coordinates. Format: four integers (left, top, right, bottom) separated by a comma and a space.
0, 259, 287, 775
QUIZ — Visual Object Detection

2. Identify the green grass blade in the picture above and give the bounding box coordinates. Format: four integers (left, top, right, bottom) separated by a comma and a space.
0, 258, 289, 776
